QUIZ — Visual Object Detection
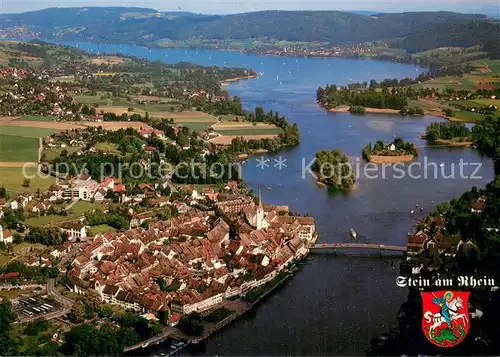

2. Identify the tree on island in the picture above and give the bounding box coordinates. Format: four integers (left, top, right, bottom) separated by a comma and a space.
363, 138, 418, 160
312, 149, 355, 189
425, 122, 471, 144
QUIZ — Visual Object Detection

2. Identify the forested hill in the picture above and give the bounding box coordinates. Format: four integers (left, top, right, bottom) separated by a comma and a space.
1, 7, 495, 51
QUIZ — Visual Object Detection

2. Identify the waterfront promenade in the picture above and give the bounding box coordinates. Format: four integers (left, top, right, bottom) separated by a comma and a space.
311, 243, 406, 252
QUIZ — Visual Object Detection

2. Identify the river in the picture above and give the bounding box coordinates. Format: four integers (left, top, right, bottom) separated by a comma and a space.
61, 42, 494, 355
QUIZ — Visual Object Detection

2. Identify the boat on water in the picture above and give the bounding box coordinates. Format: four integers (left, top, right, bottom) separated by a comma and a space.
350, 229, 357, 239
267, 186, 272, 190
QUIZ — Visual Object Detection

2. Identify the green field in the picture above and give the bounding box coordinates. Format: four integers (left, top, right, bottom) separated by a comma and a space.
470, 59, 500, 74
94, 142, 120, 154
178, 122, 216, 131
43, 147, 81, 162
217, 128, 282, 135
25, 201, 103, 227
471, 99, 500, 106
422, 76, 477, 91
15, 115, 57, 122
0, 126, 61, 138
88, 224, 116, 235
451, 111, 488, 122
74, 93, 111, 106
0, 134, 39, 162
412, 47, 488, 66
0, 167, 56, 195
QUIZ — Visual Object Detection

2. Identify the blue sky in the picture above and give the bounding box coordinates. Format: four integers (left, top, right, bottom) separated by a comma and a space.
1, 0, 498, 14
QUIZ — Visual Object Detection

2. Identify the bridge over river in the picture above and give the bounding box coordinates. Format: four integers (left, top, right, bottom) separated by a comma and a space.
311, 243, 407, 253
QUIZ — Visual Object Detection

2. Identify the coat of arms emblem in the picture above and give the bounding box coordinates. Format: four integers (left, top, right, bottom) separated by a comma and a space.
421, 290, 470, 347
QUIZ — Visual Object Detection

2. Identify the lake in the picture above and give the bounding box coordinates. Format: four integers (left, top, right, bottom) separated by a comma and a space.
61, 42, 495, 355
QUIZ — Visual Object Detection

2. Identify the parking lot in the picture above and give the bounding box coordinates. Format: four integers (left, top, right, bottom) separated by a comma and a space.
14, 297, 62, 320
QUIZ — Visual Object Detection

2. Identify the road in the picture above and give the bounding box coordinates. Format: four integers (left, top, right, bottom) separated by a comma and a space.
0, 284, 44, 291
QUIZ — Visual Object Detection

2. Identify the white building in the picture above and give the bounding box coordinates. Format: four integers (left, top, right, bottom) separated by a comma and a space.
99, 285, 143, 312
173, 292, 224, 315
60, 222, 87, 241
60, 174, 100, 201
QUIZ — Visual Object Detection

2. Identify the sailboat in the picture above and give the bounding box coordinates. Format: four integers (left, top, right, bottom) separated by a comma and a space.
350, 229, 357, 239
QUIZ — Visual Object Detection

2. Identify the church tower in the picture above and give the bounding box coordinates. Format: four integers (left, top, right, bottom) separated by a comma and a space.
256, 186, 264, 230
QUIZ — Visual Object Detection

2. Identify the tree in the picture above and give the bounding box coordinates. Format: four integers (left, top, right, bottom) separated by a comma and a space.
117, 328, 139, 347
0, 187, 8, 199
0, 297, 14, 355
98, 304, 114, 319
84, 289, 102, 318
68, 300, 86, 323
312, 149, 356, 190
25, 227, 68, 246
134, 317, 152, 340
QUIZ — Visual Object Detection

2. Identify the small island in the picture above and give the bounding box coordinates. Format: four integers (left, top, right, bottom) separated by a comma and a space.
362, 137, 418, 163
312, 149, 356, 189
423, 122, 472, 147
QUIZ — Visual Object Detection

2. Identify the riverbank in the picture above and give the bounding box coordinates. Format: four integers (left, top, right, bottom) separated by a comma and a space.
369, 154, 415, 164
235, 149, 269, 160
221, 74, 259, 86
191, 272, 295, 344
125, 268, 298, 354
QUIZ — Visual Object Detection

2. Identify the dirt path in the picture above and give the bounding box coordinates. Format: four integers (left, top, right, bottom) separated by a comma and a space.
0, 162, 34, 168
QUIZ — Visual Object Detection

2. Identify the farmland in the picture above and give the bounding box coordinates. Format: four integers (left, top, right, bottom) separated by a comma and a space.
0, 125, 61, 138
14, 115, 57, 122
0, 134, 39, 162
0, 124, 65, 165
209, 122, 283, 145
213, 128, 282, 136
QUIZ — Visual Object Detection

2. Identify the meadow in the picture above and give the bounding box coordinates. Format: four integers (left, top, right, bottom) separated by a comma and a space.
25, 201, 103, 227
0, 167, 56, 195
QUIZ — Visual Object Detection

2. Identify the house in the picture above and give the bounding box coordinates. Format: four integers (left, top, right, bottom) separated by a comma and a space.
10, 201, 19, 210
471, 196, 487, 213
99, 285, 143, 312
167, 313, 182, 327
139, 183, 155, 195
0, 272, 21, 280
407, 230, 428, 256
0, 225, 14, 244
60, 222, 87, 241
32, 202, 49, 213
50, 246, 69, 259
389, 143, 396, 151
94, 188, 107, 201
